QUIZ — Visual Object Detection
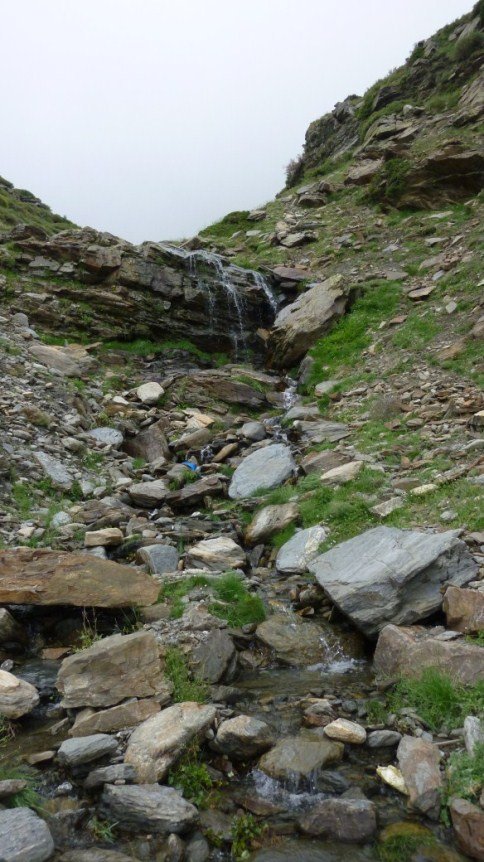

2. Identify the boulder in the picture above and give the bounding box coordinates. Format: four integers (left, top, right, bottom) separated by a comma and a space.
84, 763, 137, 791
397, 735, 442, 820
450, 797, 484, 861
240, 421, 266, 442
258, 731, 343, 784
228, 444, 295, 499
0, 807, 55, 862
87, 427, 124, 448
323, 718, 366, 744
30, 341, 92, 377
123, 419, 170, 464
300, 450, 349, 475
84, 528, 123, 547
34, 452, 73, 490
185, 537, 245, 571
309, 527, 477, 637
320, 460, 362, 484
0, 670, 39, 719
101, 784, 197, 834
0, 548, 158, 607
57, 734, 118, 767
464, 716, 483, 757
124, 702, 217, 782
215, 715, 274, 759
128, 479, 169, 507
256, 614, 327, 666
276, 526, 327, 575
166, 475, 224, 510
443, 585, 484, 634
70, 698, 160, 736
136, 382, 164, 404
267, 275, 354, 368
373, 625, 484, 685
245, 503, 299, 545
299, 798, 377, 842
56, 631, 171, 708
191, 630, 236, 684
293, 419, 350, 443
137, 544, 179, 575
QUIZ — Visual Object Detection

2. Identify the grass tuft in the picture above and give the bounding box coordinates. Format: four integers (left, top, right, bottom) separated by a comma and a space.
390, 669, 484, 732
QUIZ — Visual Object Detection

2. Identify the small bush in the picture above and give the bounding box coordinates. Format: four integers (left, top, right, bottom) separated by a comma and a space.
443, 743, 484, 809
390, 669, 484, 731
168, 742, 214, 807
231, 813, 266, 860
164, 647, 208, 703
285, 154, 305, 188
454, 30, 484, 61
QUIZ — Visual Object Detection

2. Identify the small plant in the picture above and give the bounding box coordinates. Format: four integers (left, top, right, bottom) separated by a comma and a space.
0, 765, 40, 809
131, 457, 146, 470
231, 813, 266, 860
88, 817, 117, 843
378, 831, 436, 862
168, 742, 214, 807
75, 610, 102, 651
164, 647, 208, 703
389, 669, 484, 732
442, 743, 484, 817
366, 699, 388, 724
83, 451, 104, 470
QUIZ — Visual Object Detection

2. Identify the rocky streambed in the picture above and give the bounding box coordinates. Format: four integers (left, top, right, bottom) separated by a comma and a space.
0, 311, 483, 862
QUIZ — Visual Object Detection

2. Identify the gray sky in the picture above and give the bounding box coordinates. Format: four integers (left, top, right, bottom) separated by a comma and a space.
2, 0, 472, 243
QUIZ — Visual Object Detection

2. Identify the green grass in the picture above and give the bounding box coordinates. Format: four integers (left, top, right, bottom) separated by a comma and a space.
160, 572, 266, 627
11, 482, 34, 517
390, 669, 484, 732
87, 817, 117, 843
378, 831, 436, 862
270, 523, 297, 549
231, 813, 266, 860
392, 313, 439, 349
102, 337, 211, 361
168, 742, 214, 807
306, 280, 401, 389
443, 743, 484, 811
164, 647, 208, 703
199, 209, 252, 238
0, 765, 41, 809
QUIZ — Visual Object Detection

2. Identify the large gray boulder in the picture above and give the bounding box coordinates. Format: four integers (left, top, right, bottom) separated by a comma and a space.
309, 527, 477, 636
267, 274, 353, 368
0, 807, 54, 862
228, 444, 295, 499
57, 734, 117, 767
101, 784, 197, 833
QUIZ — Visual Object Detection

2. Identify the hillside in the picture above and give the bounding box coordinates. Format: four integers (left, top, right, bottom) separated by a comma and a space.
0, 5, 483, 862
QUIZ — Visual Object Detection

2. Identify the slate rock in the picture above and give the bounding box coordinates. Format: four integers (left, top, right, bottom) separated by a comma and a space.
229, 444, 295, 499
0, 807, 54, 862
276, 526, 327, 575
101, 784, 198, 834
57, 734, 118, 767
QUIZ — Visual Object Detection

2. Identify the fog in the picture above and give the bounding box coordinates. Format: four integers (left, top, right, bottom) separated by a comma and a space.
1, 0, 473, 242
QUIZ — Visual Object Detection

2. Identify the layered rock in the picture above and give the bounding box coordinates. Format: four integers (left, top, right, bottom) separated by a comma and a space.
100, 784, 198, 834
228, 444, 295, 499
373, 624, 484, 685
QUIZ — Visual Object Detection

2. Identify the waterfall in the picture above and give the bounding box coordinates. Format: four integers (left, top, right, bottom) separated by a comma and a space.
161, 244, 278, 359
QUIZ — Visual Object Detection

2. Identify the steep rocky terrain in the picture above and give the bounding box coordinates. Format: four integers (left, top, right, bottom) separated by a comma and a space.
0, 5, 483, 862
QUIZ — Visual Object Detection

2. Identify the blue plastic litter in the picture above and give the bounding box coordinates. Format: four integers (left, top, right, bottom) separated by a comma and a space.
182, 461, 199, 472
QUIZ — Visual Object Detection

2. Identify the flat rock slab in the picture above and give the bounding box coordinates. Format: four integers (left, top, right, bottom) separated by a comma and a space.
101, 784, 198, 834
128, 479, 169, 507
258, 732, 343, 783
229, 444, 295, 499
276, 526, 328, 575
124, 701, 217, 782
0, 548, 158, 607
70, 697, 160, 737
191, 629, 236, 684
59, 851, 141, 862
0, 806, 55, 862
309, 527, 477, 637
374, 624, 484, 685
58, 733, 117, 767
57, 631, 171, 708
256, 613, 327, 666
137, 544, 179, 575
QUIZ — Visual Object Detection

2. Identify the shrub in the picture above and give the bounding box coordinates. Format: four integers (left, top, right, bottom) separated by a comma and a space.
454, 30, 484, 62
285, 154, 305, 188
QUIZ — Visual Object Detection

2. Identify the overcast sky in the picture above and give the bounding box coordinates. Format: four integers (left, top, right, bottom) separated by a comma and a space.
1, 0, 472, 243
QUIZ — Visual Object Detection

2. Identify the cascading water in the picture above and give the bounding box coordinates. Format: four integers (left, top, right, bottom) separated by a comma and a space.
161, 244, 278, 359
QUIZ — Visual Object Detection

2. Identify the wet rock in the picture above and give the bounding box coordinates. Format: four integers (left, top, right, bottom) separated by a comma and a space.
309, 527, 477, 637
0, 609, 26, 645
191, 630, 236, 684
276, 526, 328, 575
137, 544, 179, 575
84, 763, 137, 790
258, 731, 343, 783
124, 702, 217, 782
0, 548, 158, 607
228, 443, 295, 499
57, 733, 118, 767
267, 274, 354, 368
377, 764, 408, 795
128, 479, 169, 507
397, 735, 442, 820
215, 715, 274, 759
0, 669, 39, 718
367, 730, 402, 748
374, 624, 484, 685
256, 614, 327, 666
100, 784, 197, 834
57, 631, 170, 708
245, 503, 299, 545
70, 697, 161, 736
450, 797, 484, 861
299, 797, 377, 842
443, 585, 484, 634
0, 807, 55, 861
185, 537, 245, 571
324, 718, 366, 744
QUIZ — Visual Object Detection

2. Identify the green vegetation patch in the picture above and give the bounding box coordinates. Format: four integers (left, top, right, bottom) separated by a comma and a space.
199, 210, 251, 238
168, 742, 214, 807
164, 646, 208, 703
390, 669, 484, 732
443, 742, 484, 810
160, 572, 266, 627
